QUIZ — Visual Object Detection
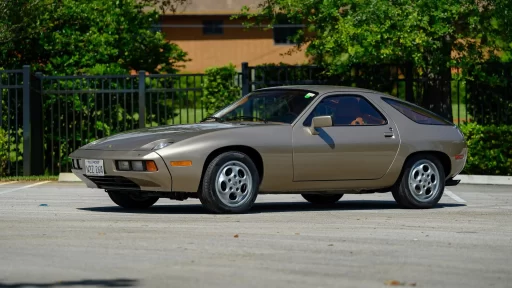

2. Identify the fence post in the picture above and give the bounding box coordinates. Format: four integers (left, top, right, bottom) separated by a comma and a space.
138, 71, 146, 129
32, 72, 44, 175
22, 65, 31, 176
241, 62, 250, 96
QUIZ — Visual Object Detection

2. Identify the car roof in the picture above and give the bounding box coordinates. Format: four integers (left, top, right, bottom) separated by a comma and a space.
255, 85, 389, 99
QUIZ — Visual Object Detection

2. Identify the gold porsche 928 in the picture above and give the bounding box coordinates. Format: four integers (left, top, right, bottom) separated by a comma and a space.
69, 86, 467, 213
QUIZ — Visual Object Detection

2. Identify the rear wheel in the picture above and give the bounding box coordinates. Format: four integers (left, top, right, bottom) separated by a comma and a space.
301, 193, 343, 205
392, 154, 445, 209
107, 191, 159, 209
199, 152, 259, 214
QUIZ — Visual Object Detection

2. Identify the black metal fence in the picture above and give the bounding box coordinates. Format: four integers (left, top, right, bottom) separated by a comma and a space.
34, 72, 207, 175
1, 62, 511, 176
244, 63, 512, 125
0, 67, 26, 176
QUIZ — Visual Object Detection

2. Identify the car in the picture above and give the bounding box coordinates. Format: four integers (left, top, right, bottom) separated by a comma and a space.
69, 85, 467, 213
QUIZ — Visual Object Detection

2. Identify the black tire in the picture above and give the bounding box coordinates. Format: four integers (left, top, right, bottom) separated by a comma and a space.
301, 193, 343, 204
391, 154, 445, 209
199, 151, 260, 214
391, 189, 408, 208
107, 191, 159, 209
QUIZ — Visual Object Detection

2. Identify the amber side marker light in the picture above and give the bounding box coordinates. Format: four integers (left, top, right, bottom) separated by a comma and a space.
170, 160, 192, 167
146, 160, 158, 172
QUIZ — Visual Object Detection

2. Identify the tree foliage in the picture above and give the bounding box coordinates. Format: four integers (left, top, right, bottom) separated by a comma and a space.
1, 0, 193, 175
236, 0, 511, 74
235, 0, 512, 118
202, 64, 241, 114
0, 0, 189, 75
0, 0, 43, 45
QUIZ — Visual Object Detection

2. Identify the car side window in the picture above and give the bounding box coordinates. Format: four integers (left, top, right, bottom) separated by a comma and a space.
303, 95, 387, 126
381, 97, 453, 125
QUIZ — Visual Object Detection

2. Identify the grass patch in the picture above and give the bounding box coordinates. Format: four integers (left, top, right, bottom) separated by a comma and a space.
0, 175, 59, 182
452, 103, 473, 123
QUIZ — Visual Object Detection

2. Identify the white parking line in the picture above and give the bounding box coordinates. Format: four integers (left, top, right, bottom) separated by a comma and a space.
0, 181, 51, 195
445, 189, 467, 203
0, 181, 16, 186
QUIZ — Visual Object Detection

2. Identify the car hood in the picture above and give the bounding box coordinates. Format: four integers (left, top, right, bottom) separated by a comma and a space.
79, 122, 244, 151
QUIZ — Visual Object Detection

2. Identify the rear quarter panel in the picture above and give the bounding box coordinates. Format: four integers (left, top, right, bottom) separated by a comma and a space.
156, 125, 293, 192
369, 95, 467, 180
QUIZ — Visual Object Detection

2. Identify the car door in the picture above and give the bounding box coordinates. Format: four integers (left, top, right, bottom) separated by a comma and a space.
292, 93, 400, 181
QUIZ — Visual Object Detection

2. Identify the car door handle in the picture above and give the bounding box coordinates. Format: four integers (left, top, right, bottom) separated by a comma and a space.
384, 132, 394, 138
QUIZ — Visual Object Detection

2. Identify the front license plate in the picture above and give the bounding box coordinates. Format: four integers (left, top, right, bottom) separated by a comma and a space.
85, 159, 105, 176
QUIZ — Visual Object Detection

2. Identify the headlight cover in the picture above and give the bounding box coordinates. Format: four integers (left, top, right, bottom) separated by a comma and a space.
152, 142, 173, 150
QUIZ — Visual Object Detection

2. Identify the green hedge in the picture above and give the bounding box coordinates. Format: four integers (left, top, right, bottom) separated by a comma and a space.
201, 64, 241, 115
459, 123, 512, 176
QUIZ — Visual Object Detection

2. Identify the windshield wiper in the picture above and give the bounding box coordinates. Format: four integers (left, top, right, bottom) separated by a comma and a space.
200, 116, 223, 123
225, 115, 268, 123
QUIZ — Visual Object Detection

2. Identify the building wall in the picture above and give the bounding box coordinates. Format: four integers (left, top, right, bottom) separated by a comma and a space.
161, 15, 309, 72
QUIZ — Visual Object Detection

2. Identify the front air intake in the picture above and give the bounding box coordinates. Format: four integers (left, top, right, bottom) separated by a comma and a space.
84, 175, 140, 190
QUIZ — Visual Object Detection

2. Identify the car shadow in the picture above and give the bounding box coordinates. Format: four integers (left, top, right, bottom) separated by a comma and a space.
0, 278, 138, 287
318, 128, 335, 149
78, 200, 466, 215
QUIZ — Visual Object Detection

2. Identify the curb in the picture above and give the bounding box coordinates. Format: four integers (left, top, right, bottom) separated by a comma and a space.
453, 175, 512, 186
58, 173, 81, 182
57, 173, 512, 185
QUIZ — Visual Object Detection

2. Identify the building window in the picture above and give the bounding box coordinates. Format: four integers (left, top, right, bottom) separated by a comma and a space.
151, 16, 162, 33
203, 20, 223, 35
273, 15, 300, 45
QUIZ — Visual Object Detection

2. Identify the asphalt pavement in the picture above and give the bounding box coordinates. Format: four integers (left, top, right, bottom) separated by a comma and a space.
0, 182, 511, 288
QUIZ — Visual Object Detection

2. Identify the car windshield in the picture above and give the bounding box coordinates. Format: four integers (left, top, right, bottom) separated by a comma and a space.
208, 89, 319, 124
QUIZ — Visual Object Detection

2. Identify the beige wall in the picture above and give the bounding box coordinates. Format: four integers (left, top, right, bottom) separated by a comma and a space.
161, 15, 309, 72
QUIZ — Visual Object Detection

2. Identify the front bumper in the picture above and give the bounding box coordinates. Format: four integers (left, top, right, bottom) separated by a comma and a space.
70, 150, 172, 192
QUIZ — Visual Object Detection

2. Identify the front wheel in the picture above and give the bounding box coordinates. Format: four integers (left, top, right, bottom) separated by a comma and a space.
301, 193, 343, 204
107, 191, 159, 209
392, 154, 445, 209
199, 151, 260, 214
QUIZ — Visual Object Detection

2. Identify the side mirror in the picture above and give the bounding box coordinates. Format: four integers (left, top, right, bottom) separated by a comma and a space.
308, 116, 333, 135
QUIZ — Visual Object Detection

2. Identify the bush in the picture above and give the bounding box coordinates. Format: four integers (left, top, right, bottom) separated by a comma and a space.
459, 123, 512, 176
201, 64, 241, 115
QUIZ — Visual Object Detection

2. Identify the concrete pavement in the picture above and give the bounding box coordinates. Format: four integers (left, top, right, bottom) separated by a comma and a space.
0, 182, 511, 287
